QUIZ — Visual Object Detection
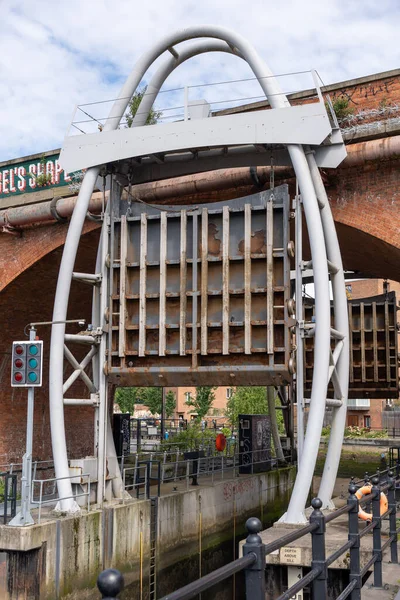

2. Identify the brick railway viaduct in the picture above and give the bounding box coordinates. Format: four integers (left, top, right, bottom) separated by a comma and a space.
1, 68, 400, 465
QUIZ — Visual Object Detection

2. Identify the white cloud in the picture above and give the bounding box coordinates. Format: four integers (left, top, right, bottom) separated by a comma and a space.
1, 0, 399, 161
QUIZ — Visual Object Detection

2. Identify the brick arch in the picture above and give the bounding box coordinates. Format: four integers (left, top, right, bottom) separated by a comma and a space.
0, 227, 101, 464
328, 158, 400, 260
0, 220, 100, 292
335, 222, 400, 282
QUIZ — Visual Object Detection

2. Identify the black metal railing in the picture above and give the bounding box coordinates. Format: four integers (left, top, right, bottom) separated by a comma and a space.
0, 471, 17, 524
96, 468, 400, 600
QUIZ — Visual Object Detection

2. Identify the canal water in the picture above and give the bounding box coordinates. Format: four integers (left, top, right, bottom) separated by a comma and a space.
121, 522, 274, 599
120, 450, 387, 599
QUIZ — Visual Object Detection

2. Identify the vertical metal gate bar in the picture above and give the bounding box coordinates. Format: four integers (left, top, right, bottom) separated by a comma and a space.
266, 198, 274, 354
159, 212, 167, 356
295, 193, 304, 463
201, 208, 208, 355
139, 213, 148, 357
180, 209, 187, 356
244, 204, 251, 355
372, 302, 378, 382
222, 206, 230, 355
385, 301, 391, 382
108, 178, 117, 372
349, 303, 354, 383
118, 215, 127, 358
192, 211, 199, 368
360, 303, 366, 383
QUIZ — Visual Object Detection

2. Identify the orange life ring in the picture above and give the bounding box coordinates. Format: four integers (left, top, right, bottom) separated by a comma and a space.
215, 433, 227, 452
355, 484, 388, 522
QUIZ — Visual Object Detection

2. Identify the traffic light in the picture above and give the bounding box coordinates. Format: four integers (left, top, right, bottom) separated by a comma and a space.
11, 341, 43, 387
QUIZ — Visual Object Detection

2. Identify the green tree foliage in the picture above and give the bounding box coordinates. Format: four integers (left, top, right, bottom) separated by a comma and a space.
114, 387, 176, 417
225, 387, 284, 433
140, 387, 163, 415
165, 390, 177, 419
125, 86, 162, 127
114, 387, 141, 414
185, 386, 216, 420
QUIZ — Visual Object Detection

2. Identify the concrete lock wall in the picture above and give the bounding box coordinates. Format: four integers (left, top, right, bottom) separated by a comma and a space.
0, 467, 295, 599
157, 467, 296, 573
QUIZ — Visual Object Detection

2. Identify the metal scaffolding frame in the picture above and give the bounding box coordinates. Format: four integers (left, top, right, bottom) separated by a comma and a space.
49, 25, 348, 522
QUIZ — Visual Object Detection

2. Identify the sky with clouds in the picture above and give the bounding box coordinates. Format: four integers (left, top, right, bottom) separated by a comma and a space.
1, 0, 399, 162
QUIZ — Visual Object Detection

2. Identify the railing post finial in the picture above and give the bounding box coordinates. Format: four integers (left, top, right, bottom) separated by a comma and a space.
97, 568, 124, 599
309, 498, 327, 599
243, 517, 266, 600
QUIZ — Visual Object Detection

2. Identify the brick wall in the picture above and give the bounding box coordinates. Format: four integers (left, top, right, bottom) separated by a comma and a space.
0, 228, 100, 466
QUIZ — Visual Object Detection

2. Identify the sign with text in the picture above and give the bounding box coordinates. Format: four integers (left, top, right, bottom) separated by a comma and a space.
0, 153, 72, 199
280, 546, 302, 565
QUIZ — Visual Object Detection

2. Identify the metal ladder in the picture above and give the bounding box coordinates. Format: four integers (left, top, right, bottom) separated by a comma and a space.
149, 496, 158, 600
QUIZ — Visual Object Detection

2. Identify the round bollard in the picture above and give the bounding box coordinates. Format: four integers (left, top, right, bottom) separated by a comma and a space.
97, 568, 124, 599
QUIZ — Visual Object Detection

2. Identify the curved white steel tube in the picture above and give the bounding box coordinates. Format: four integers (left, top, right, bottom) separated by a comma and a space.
50, 25, 333, 518
306, 152, 349, 508
50, 167, 100, 512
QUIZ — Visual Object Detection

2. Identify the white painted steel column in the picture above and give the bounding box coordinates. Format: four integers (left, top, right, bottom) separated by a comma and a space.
295, 193, 305, 463
91, 229, 102, 457
306, 151, 349, 508
96, 213, 109, 505
281, 145, 331, 523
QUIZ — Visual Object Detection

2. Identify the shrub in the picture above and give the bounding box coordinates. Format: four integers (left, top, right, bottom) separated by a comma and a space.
160, 424, 216, 453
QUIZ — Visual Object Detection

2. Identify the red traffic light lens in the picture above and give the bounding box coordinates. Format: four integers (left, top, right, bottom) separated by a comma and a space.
14, 372, 23, 382
15, 345, 24, 355
14, 358, 23, 368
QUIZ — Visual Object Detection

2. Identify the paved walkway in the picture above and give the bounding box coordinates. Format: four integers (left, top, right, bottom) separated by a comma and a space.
361, 560, 400, 599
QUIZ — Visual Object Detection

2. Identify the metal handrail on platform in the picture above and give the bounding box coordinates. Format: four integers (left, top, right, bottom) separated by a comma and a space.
31, 473, 91, 524
96, 468, 400, 600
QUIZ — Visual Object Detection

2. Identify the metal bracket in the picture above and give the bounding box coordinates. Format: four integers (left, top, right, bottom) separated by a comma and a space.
50, 197, 68, 223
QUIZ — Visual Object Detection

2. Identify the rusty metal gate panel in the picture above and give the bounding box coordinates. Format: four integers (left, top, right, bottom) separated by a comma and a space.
108, 184, 293, 387
305, 291, 399, 399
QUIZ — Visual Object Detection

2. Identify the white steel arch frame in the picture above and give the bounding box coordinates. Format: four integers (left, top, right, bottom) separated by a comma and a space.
50, 25, 348, 522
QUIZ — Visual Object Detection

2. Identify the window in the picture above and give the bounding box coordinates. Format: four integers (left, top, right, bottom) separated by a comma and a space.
364, 415, 371, 429
226, 388, 233, 399
185, 391, 192, 401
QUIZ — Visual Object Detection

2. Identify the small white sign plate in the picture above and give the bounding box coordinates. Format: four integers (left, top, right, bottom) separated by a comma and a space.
280, 546, 302, 565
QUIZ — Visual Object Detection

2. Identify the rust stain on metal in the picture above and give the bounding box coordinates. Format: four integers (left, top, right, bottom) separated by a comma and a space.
238, 229, 266, 255
207, 222, 221, 256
